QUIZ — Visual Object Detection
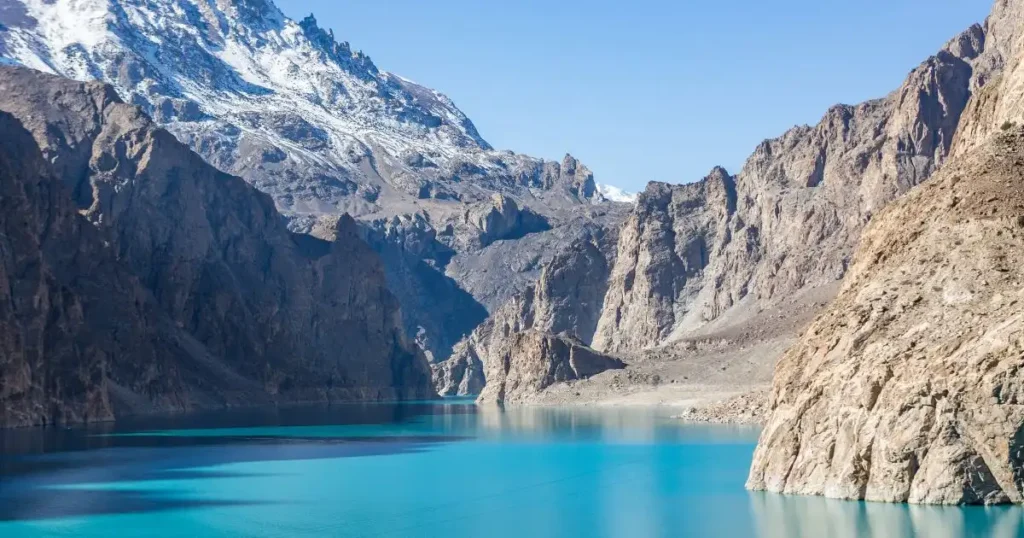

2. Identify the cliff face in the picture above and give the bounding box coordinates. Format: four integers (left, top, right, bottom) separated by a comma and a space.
748, 0, 1024, 505
0, 111, 194, 426
748, 128, 1024, 505
431, 4, 1013, 402
434, 226, 618, 396
593, 168, 737, 352
0, 66, 434, 426
476, 330, 624, 405
591, 28, 987, 353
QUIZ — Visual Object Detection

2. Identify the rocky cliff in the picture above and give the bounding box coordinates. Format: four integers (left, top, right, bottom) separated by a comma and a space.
0, 111, 195, 427
590, 25, 989, 353
434, 226, 618, 396
747, 0, 1024, 505
431, 2, 1015, 402
748, 127, 1024, 505
0, 66, 434, 426
476, 330, 624, 405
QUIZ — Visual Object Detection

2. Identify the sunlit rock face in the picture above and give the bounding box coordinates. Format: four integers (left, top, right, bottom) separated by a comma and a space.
748, 0, 1024, 505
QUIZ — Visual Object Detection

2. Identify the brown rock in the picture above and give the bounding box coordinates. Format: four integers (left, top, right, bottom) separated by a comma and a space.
476, 330, 624, 405
747, 128, 1024, 505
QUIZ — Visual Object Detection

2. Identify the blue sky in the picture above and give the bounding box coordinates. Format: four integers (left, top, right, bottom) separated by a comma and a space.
282, 1, 991, 192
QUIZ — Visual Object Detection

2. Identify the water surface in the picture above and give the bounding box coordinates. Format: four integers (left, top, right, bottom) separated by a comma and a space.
0, 401, 1020, 537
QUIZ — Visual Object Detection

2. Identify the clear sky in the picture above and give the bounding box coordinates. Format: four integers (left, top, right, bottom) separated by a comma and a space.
281, 1, 992, 192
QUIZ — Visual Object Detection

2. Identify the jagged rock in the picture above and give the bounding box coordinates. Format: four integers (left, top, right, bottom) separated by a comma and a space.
431, 344, 485, 397
467, 194, 550, 247
477, 330, 624, 405
748, 128, 1024, 505
594, 168, 737, 352
591, 20, 996, 353
0, 111, 197, 426
0, 66, 435, 426
435, 229, 618, 395
749, 2, 1024, 505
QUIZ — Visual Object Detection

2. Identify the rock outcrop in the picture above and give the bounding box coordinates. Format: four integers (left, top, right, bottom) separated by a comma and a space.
748, 128, 1024, 505
0, 66, 435, 427
593, 167, 738, 352
476, 330, 624, 405
466, 194, 550, 248
0, 111, 194, 426
434, 227, 618, 396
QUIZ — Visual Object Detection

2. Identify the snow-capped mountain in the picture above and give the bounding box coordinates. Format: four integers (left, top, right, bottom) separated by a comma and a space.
0, 0, 604, 216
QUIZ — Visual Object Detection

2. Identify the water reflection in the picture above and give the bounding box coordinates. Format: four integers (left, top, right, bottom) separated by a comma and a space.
0, 402, 1019, 537
750, 491, 1024, 538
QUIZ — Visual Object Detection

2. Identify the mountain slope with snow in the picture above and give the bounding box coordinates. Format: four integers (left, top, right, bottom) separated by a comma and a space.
0, 0, 606, 216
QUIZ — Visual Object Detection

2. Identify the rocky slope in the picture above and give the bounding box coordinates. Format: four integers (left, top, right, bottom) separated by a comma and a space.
0, 66, 434, 427
748, 127, 1024, 505
592, 23, 990, 354
431, 7, 1006, 400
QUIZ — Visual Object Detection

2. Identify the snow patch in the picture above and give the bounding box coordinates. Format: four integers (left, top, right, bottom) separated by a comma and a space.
597, 184, 638, 203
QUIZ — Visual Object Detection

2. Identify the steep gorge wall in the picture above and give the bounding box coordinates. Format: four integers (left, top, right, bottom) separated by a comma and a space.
748, 0, 1024, 505
0, 66, 435, 426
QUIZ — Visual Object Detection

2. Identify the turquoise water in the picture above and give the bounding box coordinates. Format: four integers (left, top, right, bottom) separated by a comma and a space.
0, 401, 1020, 537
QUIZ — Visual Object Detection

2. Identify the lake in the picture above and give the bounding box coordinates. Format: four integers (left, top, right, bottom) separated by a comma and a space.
0, 400, 1020, 537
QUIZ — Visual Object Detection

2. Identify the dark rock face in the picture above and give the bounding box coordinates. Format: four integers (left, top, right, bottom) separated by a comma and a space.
0, 66, 435, 427
476, 330, 624, 405
0, 112, 193, 426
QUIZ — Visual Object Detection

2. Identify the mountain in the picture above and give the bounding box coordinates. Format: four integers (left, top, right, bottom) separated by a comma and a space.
434, 1, 1017, 405
0, 0, 629, 365
748, 0, 1024, 505
0, 65, 434, 427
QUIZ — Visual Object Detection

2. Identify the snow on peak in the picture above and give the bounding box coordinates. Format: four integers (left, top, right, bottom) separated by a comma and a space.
597, 183, 638, 203
0, 0, 605, 214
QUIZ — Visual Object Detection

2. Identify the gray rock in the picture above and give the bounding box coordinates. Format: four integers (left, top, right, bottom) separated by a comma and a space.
434, 228, 619, 395
589, 18, 991, 354
749, 0, 1024, 505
